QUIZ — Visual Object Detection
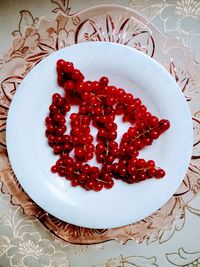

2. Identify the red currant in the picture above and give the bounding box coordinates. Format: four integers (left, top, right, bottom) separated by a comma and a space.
64, 80, 75, 91
63, 61, 74, 73
160, 119, 170, 131
46, 60, 170, 191
104, 179, 114, 189
51, 165, 58, 173
99, 76, 109, 86
155, 169, 165, 179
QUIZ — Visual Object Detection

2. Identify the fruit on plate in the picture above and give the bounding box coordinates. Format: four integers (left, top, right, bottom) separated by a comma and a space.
45, 60, 170, 191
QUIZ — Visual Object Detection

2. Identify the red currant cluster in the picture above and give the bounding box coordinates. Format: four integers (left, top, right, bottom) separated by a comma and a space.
45, 60, 170, 191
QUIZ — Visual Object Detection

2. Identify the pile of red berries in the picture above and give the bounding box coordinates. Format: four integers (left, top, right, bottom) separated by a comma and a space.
45, 60, 170, 191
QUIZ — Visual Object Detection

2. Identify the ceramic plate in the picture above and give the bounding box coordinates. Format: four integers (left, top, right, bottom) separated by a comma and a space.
6, 42, 193, 228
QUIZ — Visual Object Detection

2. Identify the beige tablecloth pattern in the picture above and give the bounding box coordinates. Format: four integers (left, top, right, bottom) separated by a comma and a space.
0, 1, 200, 266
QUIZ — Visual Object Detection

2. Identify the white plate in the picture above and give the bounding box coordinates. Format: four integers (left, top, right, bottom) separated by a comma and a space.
6, 42, 193, 229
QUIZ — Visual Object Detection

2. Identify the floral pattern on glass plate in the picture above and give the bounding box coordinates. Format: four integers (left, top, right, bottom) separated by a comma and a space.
0, 5, 199, 244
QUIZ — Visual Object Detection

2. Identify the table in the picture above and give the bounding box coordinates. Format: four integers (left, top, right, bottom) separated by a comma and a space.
0, 1, 200, 266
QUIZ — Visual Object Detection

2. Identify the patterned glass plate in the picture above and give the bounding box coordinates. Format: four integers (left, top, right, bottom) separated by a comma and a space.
0, 4, 200, 244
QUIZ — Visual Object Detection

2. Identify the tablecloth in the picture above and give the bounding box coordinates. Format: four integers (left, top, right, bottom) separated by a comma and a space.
0, 1, 200, 266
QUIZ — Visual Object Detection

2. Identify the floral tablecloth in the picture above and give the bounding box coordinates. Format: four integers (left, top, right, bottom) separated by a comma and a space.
0, 1, 200, 266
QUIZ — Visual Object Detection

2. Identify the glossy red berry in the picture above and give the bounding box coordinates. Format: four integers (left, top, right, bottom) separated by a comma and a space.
99, 76, 109, 86
53, 145, 62, 154
106, 154, 115, 163
56, 59, 65, 71
63, 62, 74, 73
51, 165, 58, 173
85, 180, 95, 190
149, 129, 160, 139
75, 147, 84, 158
155, 169, 165, 178
137, 171, 147, 181
55, 97, 65, 107
58, 169, 65, 177
65, 166, 74, 175
46, 124, 54, 134
78, 173, 87, 183
64, 157, 73, 165
104, 179, 114, 189
93, 182, 103, 192
72, 69, 81, 80
136, 159, 146, 168
76, 82, 85, 93
73, 162, 83, 171
82, 164, 90, 174
142, 137, 152, 146
64, 103, 70, 112
64, 80, 75, 91
146, 160, 155, 168
127, 176, 136, 183
112, 163, 119, 173
45, 116, 53, 125
148, 116, 159, 127
48, 135, 55, 143
160, 119, 170, 131
92, 81, 101, 91
55, 136, 63, 144
71, 179, 79, 187
82, 92, 90, 100
146, 168, 156, 178
97, 153, 105, 163
119, 166, 127, 177
103, 164, 112, 172
49, 104, 58, 114
56, 126, 66, 135
128, 165, 137, 175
